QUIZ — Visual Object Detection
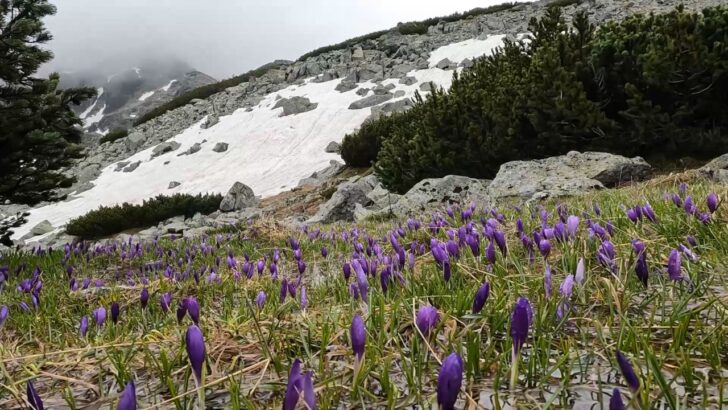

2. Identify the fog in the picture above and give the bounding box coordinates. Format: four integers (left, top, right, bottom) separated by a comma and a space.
43, 0, 528, 80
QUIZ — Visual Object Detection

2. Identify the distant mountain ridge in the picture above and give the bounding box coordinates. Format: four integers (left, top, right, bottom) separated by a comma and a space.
61, 64, 216, 135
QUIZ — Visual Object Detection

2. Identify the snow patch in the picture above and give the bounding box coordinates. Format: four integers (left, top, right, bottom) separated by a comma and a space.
14, 34, 509, 240
138, 91, 155, 102
83, 104, 106, 129
80, 88, 104, 120
161, 79, 178, 92
428, 35, 507, 67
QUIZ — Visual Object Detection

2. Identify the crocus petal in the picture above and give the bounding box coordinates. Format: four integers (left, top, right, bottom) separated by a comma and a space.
27, 380, 44, 410
351, 314, 366, 359
185, 325, 206, 384
510, 297, 531, 354
437, 353, 463, 410
609, 388, 625, 410
472, 282, 490, 314
616, 350, 640, 392
118, 380, 137, 410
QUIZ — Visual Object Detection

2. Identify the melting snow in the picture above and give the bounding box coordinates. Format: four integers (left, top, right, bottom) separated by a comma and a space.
80, 88, 104, 120
161, 79, 178, 92
138, 91, 155, 102
83, 104, 106, 129
14, 35, 508, 240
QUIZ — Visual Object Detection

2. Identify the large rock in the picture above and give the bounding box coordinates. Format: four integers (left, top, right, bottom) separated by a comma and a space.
699, 154, 728, 183
307, 175, 379, 223
298, 160, 345, 187
386, 175, 491, 217
219, 182, 258, 212
30, 220, 54, 236
151, 141, 181, 158
325, 141, 341, 153
273, 96, 318, 116
348, 93, 394, 110
122, 161, 141, 173
212, 142, 229, 153
488, 151, 651, 201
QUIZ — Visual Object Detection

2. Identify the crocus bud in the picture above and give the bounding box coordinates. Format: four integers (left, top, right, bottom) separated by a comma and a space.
176, 299, 188, 323
616, 350, 639, 392
351, 314, 366, 360
707, 192, 719, 213
160, 293, 172, 312
437, 353, 463, 410
80, 316, 89, 337
538, 239, 551, 258
140, 288, 149, 309
186, 297, 200, 324
510, 297, 532, 354
185, 325, 206, 384
118, 380, 137, 410
609, 388, 625, 410
93, 307, 107, 328
0, 305, 8, 326
256, 291, 266, 309
472, 282, 490, 314
415, 305, 439, 336
283, 359, 303, 410
27, 380, 43, 410
575, 258, 585, 285
667, 249, 682, 281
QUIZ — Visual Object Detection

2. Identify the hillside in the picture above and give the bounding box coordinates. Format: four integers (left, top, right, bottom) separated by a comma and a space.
7, 0, 723, 244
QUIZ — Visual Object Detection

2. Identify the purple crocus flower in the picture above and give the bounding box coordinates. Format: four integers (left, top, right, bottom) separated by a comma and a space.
485, 241, 496, 265
560, 275, 575, 299
632, 240, 649, 287
27, 380, 43, 410
667, 249, 682, 281
538, 239, 551, 258
616, 350, 640, 392
671, 193, 683, 208
510, 297, 531, 354
280, 278, 288, 302
566, 216, 579, 238
493, 231, 507, 256
544, 265, 553, 299
185, 325, 206, 384
302, 371, 316, 410
684, 196, 696, 215
707, 192, 719, 213
80, 315, 88, 337
348, 283, 359, 300
436, 353, 463, 410
176, 300, 188, 323
160, 293, 172, 313
110, 302, 120, 324
342, 263, 351, 280
186, 297, 200, 324
118, 380, 137, 410
642, 203, 656, 222
472, 282, 490, 314
575, 258, 585, 285
321, 247, 328, 258
626, 208, 638, 223
687, 235, 698, 247
256, 291, 266, 309
351, 314, 366, 360
415, 305, 439, 336
140, 288, 149, 309
93, 307, 107, 328
679, 244, 698, 262
609, 388, 625, 410
0, 305, 8, 326
283, 359, 303, 410
300, 286, 308, 309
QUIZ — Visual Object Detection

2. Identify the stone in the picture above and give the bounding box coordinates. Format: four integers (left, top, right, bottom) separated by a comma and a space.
168, 181, 181, 189
399, 76, 418, 86
393, 90, 406, 98
372, 84, 395, 95
436, 58, 455, 70
356, 88, 370, 97
124, 131, 146, 152
201, 114, 219, 129
151, 141, 181, 158
419, 82, 435, 92
459, 58, 474, 68
385, 175, 491, 217
366, 183, 402, 210
335, 81, 357, 93
179, 142, 202, 156
699, 154, 728, 183
273, 96, 318, 116
212, 142, 229, 153
348, 93, 394, 110
352, 47, 365, 60
122, 161, 141, 173
213, 208, 262, 227
325, 141, 341, 153
307, 175, 380, 223
298, 160, 345, 187
30, 220, 54, 236
487, 151, 651, 201
114, 161, 130, 172
219, 182, 258, 212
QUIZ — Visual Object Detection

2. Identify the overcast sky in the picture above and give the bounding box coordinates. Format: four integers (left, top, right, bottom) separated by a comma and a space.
43, 0, 527, 79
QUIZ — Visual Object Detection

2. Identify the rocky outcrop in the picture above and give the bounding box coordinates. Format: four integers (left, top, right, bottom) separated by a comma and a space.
298, 161, 345, 187
212, 142, 229, 153
386, 175, 491, 217
487, 151, 651, 201
273, 96, 318, 116
219, 182, 258, 212
324, 141, 341, 154
699, 154, 728, 183
307, 175, 379, 223
151, 141, 181, 158
349, 93, 394, 110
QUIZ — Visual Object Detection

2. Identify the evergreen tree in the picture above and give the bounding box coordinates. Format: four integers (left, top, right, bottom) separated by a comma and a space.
0, 0, 95, 205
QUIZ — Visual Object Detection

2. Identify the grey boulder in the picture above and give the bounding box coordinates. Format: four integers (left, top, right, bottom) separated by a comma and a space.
384, 175, 491, 217
307, 175, 379, 223
168, 181, 181, 189
122, 161, 141, 173
699, 154, 728, 183
488, 151, 651, 201
151, 141, 181, 158
219, 182, 258, 212
212, 142, 229, 153
325, 141, 341, 153
348, 93, 394, 110
273, 96, 318, 116
30, 220, 54, 236
298, 160, 345, 187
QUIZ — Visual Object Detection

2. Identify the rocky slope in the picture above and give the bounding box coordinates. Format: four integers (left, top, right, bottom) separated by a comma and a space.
62, 64, 216, 136
5, 0, 724, 244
